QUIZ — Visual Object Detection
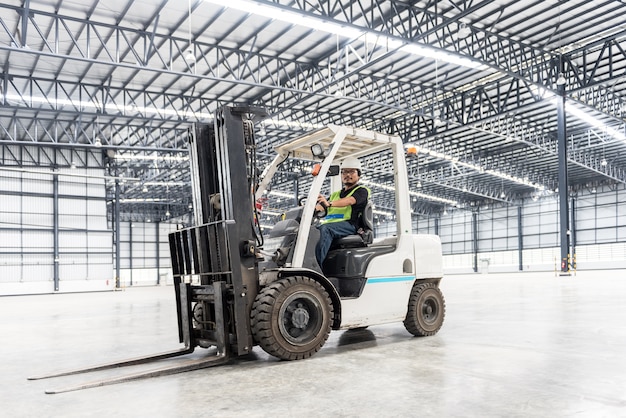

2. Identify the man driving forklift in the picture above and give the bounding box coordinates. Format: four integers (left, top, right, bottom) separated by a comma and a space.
315, 156, 371, 266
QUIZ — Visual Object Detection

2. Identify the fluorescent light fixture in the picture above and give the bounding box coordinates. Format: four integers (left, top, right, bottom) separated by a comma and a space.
263, 118, 323, 130
4, 93, 214, 120
361, 179, 458, 206
143, 181, 188, 186
114, 154, 189, 161
552, 98, 626, 142
119, 198, 167, 203
408, 144, 545, 191
373, 209, 393, 217
203, 0, 485, 70
206, 0, 363, 39
400, 44, 484, 69
410, 190, 458, 206
269, 190, 294, 199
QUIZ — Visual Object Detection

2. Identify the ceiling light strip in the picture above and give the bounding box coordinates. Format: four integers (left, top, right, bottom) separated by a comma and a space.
203, 0, 484, 69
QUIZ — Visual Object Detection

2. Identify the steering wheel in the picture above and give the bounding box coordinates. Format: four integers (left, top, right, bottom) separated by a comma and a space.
299, 196, 328, 219
314, 203, 328, 219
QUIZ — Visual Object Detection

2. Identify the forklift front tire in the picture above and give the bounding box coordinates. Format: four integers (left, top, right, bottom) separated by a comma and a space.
251, 276, 333, 360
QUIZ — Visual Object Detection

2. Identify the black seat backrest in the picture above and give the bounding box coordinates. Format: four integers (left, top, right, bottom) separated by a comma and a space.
360, 200, 373, 231
330, 200, 374, 249
357, 200, 374, 245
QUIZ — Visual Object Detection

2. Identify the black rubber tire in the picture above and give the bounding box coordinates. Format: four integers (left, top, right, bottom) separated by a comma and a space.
251, 276, 333, 360
403, 282, 446, 337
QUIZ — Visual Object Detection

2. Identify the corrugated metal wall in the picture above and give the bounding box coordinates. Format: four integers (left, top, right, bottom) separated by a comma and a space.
117, 221, 179, 287
371, 184, 626, 273
0, 166, 113, 294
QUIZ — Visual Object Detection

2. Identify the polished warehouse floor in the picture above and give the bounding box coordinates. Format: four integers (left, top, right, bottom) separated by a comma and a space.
2, 271, 625, 417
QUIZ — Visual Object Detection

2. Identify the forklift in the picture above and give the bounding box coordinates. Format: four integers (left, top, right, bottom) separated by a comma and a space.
30, 106, 445, 393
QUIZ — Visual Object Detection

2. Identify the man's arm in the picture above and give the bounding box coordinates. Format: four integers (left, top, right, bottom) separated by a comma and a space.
317, 193, 356, 208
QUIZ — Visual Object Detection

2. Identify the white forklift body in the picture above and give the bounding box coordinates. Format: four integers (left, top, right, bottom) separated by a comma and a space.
31, 113, 446, 394
256, 125, 444, 330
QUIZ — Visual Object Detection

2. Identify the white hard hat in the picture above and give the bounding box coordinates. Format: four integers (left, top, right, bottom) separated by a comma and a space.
340, 156, 362, 171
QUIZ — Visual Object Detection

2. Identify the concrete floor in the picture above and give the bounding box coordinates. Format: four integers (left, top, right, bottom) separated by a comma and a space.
2, 271, 626, 417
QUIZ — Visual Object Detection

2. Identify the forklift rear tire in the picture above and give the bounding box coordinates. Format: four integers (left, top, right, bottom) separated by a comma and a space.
403, 282, 445, 336
251, 276, 333, 360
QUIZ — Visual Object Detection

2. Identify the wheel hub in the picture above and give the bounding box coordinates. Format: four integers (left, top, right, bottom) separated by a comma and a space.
278, 291, 324, 346
291, 305, 310, 329
422, 299, 437, 321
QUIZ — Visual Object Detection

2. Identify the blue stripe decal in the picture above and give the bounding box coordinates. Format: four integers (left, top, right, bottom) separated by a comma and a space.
367, 276, 415, 284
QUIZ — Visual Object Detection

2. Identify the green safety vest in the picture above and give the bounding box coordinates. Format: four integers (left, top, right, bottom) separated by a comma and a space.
322, 185, 370, 224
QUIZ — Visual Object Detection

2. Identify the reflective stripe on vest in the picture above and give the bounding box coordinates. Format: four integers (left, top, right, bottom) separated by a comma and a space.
322, 186, 370, 224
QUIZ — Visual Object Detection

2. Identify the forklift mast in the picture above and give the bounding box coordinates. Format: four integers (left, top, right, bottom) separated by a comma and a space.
169, 106, 266, 356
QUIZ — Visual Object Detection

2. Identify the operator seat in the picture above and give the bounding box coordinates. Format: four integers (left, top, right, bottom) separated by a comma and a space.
330, 200, 374, 249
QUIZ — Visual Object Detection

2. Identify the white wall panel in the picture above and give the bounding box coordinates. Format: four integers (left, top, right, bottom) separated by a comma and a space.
450, 241, 467, 253
120, 241, 131, 254
21, 253, 53, 282
1, 194, 21, 208
0, 212, 22, 228
62, 263, 89, 281
491, 238, 508, 250
525, 234, 539, 247
23, 194, 52, 212
576, 229, 595, 242
0, 260, 21, 281
0, 230, 20, 249
59, 232, 87, 249
89, 231, 113, 249
22, 230, 53, 249
1, 162, 113, 292
491, 219, 509, 238
596, 216, 617, 229
58, 177, 86, 195
59, 197, 86, 215
596, 193, 616, 205
21, 173, 52, 193
22, 212, 53, 229
59, 214, 87, 229
525, 220, 541, 235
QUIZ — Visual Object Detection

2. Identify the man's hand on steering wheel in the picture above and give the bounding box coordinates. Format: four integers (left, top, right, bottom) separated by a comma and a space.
315, 195, 329, 218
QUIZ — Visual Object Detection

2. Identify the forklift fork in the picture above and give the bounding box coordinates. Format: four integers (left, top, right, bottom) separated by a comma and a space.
28, 282, 231, 394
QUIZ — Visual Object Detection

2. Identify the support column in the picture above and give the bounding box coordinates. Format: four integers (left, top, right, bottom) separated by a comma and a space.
129, 220, 133, 286
156, 222, 160, 285
472, 211, 478, 273
292, 176, 300, 206
571, 197, 577, 271
114, 180, 121, 288
53, 173, 59, 292
556, 83, 571, 275
517, 206, 523, 271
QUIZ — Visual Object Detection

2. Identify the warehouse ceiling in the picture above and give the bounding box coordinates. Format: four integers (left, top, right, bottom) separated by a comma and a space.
1, 0, 626, 223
